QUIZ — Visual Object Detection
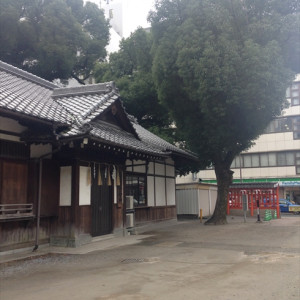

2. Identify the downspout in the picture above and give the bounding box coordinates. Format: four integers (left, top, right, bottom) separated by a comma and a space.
32, 147, 61, 252
33, 158, 42, 251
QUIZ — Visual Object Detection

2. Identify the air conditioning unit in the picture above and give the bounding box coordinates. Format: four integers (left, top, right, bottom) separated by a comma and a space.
126, 213, 134, 228
126, 196, 134, 210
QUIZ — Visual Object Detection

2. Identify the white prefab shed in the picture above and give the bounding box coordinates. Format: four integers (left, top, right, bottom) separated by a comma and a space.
176, 183, 217, 218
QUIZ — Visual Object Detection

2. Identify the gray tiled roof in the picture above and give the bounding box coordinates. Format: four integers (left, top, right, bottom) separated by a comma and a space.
133, 122, 195, 158
55, 84, 192, 158
0, 61, 73, 125
52, 83, 118, 124
90, 121, 168, 156
0, 60, 196, 160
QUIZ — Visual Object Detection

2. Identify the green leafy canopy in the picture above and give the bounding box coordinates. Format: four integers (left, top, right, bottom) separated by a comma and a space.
94, 28, 177, 143
0, 0, 110, 83
149, 0, 299, 224
150, 0, 299, 168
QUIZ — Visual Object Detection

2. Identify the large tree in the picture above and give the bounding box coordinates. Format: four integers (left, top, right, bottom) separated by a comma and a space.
94, 28, 176, 143
149, 0, 300, 224
0, 0, 110, 83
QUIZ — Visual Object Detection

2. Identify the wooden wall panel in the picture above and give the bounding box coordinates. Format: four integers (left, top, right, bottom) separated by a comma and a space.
78, 206, 91, 234
0, 218, 51, 251
134, 206, 176, 224
41, 159, 59, 217
1, 160, 28, 204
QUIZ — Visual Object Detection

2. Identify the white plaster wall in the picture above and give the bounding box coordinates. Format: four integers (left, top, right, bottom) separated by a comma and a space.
198, 169, 216, 181
79, 166, 91, 206
166, 178, 176, 205
30, 144, 52, 158
0, 133, 20, 142
247, 132, 300, 153
133, 159, 146, 173
283, 104, 300, 117
233, 166, 297, 179
148, 162, 154, 174
155, 177, 166, 206
59, 166, 72, 206
0, 116, 27, 133
165, 157, 175, 165
147, 176, 155, 206
176, 173, 195, 184
125, 159, 132, 171
166, 164, 175, 177
155, 162, 165, 176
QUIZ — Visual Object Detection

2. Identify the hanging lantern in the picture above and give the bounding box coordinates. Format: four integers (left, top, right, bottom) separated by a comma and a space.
87, 164, 91, 185
107, 166, 112, 186
116, 166, 121, 186
97, 164, 102, 186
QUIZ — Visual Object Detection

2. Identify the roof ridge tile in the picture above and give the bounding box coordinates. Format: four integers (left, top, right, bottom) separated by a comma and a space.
0, 60, 57, 90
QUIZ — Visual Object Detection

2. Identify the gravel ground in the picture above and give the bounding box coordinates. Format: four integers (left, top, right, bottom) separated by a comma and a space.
0, 215, 299, 300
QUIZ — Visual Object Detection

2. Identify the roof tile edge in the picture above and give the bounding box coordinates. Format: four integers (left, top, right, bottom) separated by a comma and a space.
52, 82, 116, 98
0, 60, 57, 90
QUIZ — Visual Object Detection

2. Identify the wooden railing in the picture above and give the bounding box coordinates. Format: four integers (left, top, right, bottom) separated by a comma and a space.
0, 203, 34, 220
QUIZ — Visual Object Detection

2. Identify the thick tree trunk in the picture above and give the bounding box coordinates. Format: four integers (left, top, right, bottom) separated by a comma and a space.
205, 163, 233, 225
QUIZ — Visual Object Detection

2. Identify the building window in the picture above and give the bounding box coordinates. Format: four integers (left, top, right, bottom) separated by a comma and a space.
291, 82, 300, 106
293, 117, 300, 139
268, 153, 277, 166
296, 152, 300, 174
243, 155, 252, 168
264, 118, 291, 133
125, 174, 146, 207
230, 151, 297, 169
260, 153, 269, 167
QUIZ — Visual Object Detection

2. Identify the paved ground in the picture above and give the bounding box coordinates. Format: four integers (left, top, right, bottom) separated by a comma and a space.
0, 215, 299, 300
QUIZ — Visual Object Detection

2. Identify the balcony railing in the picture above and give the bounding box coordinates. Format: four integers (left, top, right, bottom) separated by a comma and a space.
0, 203, 34, 220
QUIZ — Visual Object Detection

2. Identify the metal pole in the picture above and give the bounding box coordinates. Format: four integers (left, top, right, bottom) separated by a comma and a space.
256, 199, 261, 223
239, 154, 243, 183
33, 158, 42, 251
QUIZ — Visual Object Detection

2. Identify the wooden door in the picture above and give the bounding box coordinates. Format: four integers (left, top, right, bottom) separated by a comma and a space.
91, 165, 113, 237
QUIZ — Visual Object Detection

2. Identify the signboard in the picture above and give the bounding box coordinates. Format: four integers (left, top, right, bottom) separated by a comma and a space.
289, 206, 300, 212
242, 195, 248, 211
278, 181, 300, 187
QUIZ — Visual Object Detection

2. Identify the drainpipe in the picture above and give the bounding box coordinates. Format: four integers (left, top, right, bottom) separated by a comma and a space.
33, 158, 43, 251
32, 147, 61, 252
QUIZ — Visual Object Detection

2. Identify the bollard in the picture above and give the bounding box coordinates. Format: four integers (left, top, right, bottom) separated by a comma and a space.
256, 199, 261, 222
200, 209, 203, 223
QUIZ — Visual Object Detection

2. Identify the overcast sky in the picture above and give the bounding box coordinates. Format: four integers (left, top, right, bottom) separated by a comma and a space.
85, 0, 156, 52
88, 0, 155, 35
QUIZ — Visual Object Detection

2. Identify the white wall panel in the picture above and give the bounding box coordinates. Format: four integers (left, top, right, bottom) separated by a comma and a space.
155, 162, 165, 176
30, 144, 52, 158
0, 116, 27, 133
59, 166, 72, 206
79, 166, 91, 206
133, 159, 146, 173
147, 176, 155, 206
155, 177, 166, 206
148, 162, 154, 174
166, 178, 175, 205
166, 165, 175, 177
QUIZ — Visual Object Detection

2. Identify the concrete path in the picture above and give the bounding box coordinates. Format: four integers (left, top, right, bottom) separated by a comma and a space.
0, 215, 299, 300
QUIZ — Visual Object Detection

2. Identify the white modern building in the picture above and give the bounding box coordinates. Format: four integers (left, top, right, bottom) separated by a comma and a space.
100, 0, 154, 53
177, 75, 300, 204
